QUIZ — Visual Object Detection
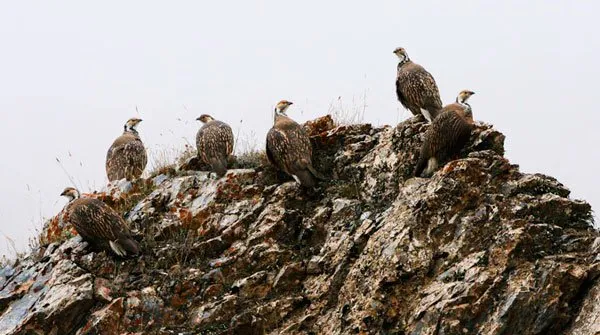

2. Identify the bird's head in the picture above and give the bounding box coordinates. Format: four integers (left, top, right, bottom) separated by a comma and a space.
60, 187, 80, 201
124, 118, 143, 132
196, 114, 215, 124
457, 90, 475, 104
274, 100, 293, 116
393, 47, 409, 63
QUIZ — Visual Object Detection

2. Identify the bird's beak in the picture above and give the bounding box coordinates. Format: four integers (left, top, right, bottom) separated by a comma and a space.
470, 92, 475, 95
60, 191, 66, 196
288, 102, 293, 105
196, 117, 201, 121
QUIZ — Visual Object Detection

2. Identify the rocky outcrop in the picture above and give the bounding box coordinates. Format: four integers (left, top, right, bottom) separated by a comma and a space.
0, 116, 597, 334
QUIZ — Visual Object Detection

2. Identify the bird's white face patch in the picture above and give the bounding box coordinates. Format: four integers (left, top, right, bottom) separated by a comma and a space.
394, 48, 408, 63
275, 104, 290, 115
125, 119, 142, 132
198, 115, 215, 123
61, 187, 80, 201
458, 91, 474, 104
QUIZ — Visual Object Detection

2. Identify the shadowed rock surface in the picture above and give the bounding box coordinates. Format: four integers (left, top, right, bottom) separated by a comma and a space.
0, 116, 597, 334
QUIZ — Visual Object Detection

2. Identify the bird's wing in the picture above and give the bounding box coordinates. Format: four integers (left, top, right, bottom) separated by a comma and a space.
266, 127, 289, 172
396, 65, 411, 109
123, 139, 147, 169
286, 125, 313, 171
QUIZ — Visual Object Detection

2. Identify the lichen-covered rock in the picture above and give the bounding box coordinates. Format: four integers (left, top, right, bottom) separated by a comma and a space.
1, 259, 93, 334
76, 297, 124, 335
0, 115, 597, 335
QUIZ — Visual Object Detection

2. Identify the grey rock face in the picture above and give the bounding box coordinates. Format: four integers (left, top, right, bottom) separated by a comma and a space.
0, 116, 597, 334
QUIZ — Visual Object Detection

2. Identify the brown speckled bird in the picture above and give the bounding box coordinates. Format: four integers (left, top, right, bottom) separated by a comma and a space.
106, 118, 147, 181
414, 91, 475, 177
60, 187, 140, 257
266, 100, 321, 188
196, 114, 234, 177
394, 47, 443, 122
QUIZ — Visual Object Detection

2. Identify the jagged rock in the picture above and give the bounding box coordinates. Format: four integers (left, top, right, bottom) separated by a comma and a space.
93, 277, 115, 303
0, 259, 94, 334
231, 271, 272, 299
76, 297, 124, 335
0, 116, 597, 334
123, 287, 165, 330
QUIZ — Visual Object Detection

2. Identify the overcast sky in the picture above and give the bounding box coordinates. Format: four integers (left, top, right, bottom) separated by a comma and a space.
0, 1, 598, 258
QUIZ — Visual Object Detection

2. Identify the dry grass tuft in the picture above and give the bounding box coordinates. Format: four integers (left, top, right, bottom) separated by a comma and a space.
147, 143, 197, 178
232, 150, 269, 170
329, 92, 368, 126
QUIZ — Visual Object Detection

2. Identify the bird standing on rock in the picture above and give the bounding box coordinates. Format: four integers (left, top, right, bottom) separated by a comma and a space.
196, 114, 234, 177
60, 187, 140, 257
394, 47, 443, 123
266, 100, 322, 188
106, 118, 147, 182
414, 90, 476, 177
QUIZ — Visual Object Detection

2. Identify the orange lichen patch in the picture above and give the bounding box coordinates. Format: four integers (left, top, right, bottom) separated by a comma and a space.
170, 295, 186, 309
203, 283, 223, 299
303, 115, 335, 137
311, 127, 343, 147
188, 208, 213, 232
40, 211, 78, 246
386, 296, 400, 319
79, 297, 125, 334
13, 279, 35, 295
215, 182, 243, 201
178, 208, 193, 226
441, 160, 462, 174
171, 281, 199, 309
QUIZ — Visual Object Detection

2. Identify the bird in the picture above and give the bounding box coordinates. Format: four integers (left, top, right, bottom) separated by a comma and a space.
413, 90, 476, 177
266, 100, 322, 188
441, 90, 475, 115
105, 118, 147, 182
195, 114, 234, 177
60, 187, 140, 257
394, 47, 443, 123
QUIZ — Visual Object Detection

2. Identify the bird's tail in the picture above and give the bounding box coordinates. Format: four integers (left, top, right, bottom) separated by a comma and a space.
423, 157, 439, 177
307, 165, 326, 180
294, 169, 317, 188
210, 157, 228, 178
110, 236, 140, 257
414, 154, 428, 177
414, 156, 438, 178
422, 107, 442, 122
429, 107, 442, 121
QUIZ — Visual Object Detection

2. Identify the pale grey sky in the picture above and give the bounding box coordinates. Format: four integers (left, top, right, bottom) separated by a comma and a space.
0, 1, 598, 258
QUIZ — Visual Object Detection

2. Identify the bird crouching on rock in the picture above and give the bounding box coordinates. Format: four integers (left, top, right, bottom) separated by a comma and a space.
266, 100, 323, 188
106, 118, 147, 182
196, 114, 234, 178
414, 90, 476, 177
60, 187, 140, 257
394, 47, 443, 123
